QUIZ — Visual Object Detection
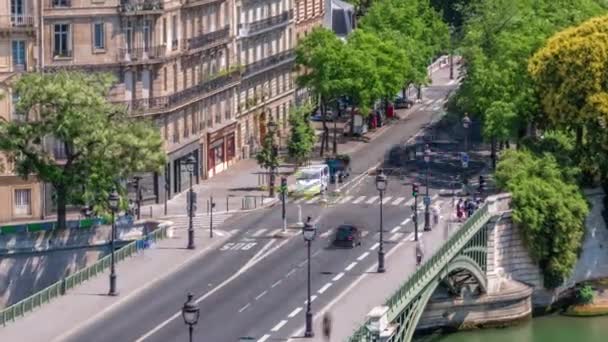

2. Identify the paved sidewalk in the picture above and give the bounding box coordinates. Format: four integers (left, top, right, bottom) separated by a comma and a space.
0, 221, 230, 342
288, 202, 460, 341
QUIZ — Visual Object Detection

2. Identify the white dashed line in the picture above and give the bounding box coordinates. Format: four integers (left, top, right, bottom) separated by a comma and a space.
305, 295, 318, 304
369, 242, 379, 251
352, 196, 366, 204
252, 229, 267, 237
389, 233, 404, 241
286, 269, 296, 277
288, 307, 303, 318
255, 290, 268, 300
365, 196, 379, 204
357, 252, 370, 261
318, 283, 333, 294
271, 320, 288, 332
447, 80, 456, 86
345, 262, 357, 271
271, 280, 282, 288
404, 198, 415, 206
319, 229, 334, 239
332, 272, 345, 281
238, 303, 251, 313
258, 334, 271, 342
391, 197, 405, 205
381, 196, 392, 204
401, 218, 411, 226
339, 196, 353, 204
390, 225, 401, 233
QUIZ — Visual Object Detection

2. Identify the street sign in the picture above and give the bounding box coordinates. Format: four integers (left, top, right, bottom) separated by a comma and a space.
461, 152, 469, 168
423, 196, 431, 206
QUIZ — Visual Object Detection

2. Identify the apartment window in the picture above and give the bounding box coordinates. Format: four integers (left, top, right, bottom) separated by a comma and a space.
53, 139, 67, 160
214, 101, 221, 125
163, 67, 168, 91
183, 111, 189, 138
163, 18, 167, 46
143, 20, 151, 51
125, 21, 133, 52
172, 15, 178, 50
52, 0, 70, 7
53, 23, 71, 58
11, 93, 25, 122
12, 40, 26, 71
93, 22, 105, 50
11, 0, 24, 24
14, 189, 31, 216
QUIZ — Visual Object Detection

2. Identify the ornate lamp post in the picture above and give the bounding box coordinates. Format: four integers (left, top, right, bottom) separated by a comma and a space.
108, 189, 120, 296
184, 155, 197, 250
182, 292, 200, 342
424, 145, 432, 231
303, 217, 317, 337
131, 175, 142, 220
268, 118, 278, 198
462, 114, 471, 187
375, 169, 387, 273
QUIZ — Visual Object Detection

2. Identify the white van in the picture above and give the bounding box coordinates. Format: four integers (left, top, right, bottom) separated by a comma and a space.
295, 165, 330, 196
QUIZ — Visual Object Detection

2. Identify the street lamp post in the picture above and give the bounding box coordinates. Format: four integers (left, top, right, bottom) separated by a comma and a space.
424, 145, 431, 231
182, 292, 200, 342
462, 114, 471, 188
131, 176, 142, 220
108, 189, 120, 296
185, 155, 197, 250
281, 176, 287, 233
303, 217, 317, 338
268, 119, 278, 198
375, 169, 387, 273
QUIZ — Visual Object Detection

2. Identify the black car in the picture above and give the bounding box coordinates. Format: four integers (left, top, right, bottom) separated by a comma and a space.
333, 225, 362, 248
394, 97, 414, 109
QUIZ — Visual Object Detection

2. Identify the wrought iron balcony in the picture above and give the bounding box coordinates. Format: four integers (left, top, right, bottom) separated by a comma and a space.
0, 15, 35, 29
114, 70, 241, 115
239, 10, 292, 37
117, 45, 166, 62
184, 26, 230, 51
119, 0, 163, 15
244, 50, 295, 78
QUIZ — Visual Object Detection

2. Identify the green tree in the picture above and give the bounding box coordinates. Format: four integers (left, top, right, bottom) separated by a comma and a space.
483, 100, 517, 168
287, 104, 316, 167
295, 27, 348, 156
495, 149, 589, 287
256, 119, 281, 196
0, 72, 165, 229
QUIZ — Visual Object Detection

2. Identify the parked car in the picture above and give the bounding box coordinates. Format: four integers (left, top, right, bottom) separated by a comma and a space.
394, 97, 414, 109
333, 225, 362, 248
326, 154, 351, 183
310, 109, 337, 122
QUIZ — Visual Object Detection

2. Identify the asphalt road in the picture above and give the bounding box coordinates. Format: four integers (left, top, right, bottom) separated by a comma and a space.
62, 72, 458, 342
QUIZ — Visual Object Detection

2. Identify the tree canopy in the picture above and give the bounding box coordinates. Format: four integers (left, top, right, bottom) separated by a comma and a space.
0, 72, 165, 228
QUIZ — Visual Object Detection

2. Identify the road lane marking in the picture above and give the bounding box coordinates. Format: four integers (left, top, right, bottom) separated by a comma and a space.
425, 99, 433, 105
293, 198, 305, 204
390, 225, 401, 233
447, 79, 456, 86
357, 252, 370, 261
404, 198, 415, 206
286, 269, 296, 278
305, 196, 319, 204
298, 259, 307, 267
305, 295, 318, 304
391, 197, 405, 205
252, 229, 267, 237
401, 218, 411, 226
271, 320, 288, 332
352, 196, 366, 204
258, 334, 271, 342
269, 228, 282, 236
238, 303, 251, 313
361, 231, 369, 237
345, 262, 357, 271
318, 283, 333, 294
312, 250, 321, 258
215, 230, 225, 237
271, 280, 282, 288
319, 229, 334, 239
339, 196, 353, 204
255, 291, 268, 300
369, 242, 379, 251
332, 272, 345, 281
365, 196, 379, 204
389, 233, 404, 241
288, 307, 303, 318
381, 196, 392, 204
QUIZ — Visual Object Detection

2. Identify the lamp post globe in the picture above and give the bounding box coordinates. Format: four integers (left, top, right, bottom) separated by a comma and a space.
185, 154, 196, 173
462, 113, 471, 129
303, 217, 316, 337
108, 190, 119, 212
182, 293, 200, 342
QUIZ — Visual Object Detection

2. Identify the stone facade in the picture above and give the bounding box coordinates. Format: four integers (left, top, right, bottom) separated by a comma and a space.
0, 0, 323, 224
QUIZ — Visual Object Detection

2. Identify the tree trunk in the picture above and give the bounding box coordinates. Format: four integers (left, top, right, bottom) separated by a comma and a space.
576, 126, 584, 151
491, 137, 497, 170
320, 101, 329, 157
56, 184, 67, 230
417, 85, 422, 100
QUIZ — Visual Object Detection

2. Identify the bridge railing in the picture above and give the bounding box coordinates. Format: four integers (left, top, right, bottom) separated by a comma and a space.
348, 203, 492, 341
0, 222, 170, 326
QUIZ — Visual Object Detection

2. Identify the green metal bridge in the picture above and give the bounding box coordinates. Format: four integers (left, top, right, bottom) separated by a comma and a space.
348, 198, 498, 342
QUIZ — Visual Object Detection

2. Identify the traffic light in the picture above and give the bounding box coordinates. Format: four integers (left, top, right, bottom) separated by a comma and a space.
412, 183, 419, 197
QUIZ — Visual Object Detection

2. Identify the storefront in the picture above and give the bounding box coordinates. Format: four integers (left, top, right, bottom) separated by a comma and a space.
207, 121, 237, 179
166, 140, 200, 197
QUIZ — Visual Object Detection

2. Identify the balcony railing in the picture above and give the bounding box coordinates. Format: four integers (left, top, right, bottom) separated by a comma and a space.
114, 70, 241, 115
50, 0, 71, 7
117, 45, 166, 62
0, 15, 35, 29
244, 50, 295, 77
53, 50, 73, 59
184, 26, 230, 51
239, 10, 292, 37
119, 0, 163, 14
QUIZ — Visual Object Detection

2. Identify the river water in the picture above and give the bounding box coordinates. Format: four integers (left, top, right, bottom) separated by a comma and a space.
428, 315, 608, 342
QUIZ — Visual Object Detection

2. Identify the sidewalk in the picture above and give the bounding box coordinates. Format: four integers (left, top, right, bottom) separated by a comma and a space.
0, 221, 229, 342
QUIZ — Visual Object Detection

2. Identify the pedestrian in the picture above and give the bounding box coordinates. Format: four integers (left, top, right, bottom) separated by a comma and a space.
432, 205, 439, 226
456, 199, 463, 222
416, 241, 424, 266
323, 312, 332, 342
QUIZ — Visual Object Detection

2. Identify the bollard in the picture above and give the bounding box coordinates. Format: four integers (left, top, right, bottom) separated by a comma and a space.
149, 206, 153, 218
226, 197, 229, 212
295, 204, 304, 227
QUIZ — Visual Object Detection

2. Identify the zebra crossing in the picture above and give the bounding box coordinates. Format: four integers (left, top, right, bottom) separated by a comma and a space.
289, 193, 440, 207
162, 212, 233, 236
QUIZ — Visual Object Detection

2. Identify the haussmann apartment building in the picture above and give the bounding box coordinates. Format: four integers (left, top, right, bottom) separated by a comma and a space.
0, 0, 327, 225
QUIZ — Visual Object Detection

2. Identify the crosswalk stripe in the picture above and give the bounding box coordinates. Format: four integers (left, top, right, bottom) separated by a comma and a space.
401, 218, 411, 226
319, 229, 334, 239
252, 229, 267, 237
404, 198, 415, 206
366, 196, 379, 204
389, 233, 404, 241
339, 196, 354, 204
305, 196, 319, 204
391, 197, 405, 205
382, 196, 392, 204
352, 196, 366, 204
361, 231, 370, 237
269, 228, 282, 236
425, 99, 433, 105
390, 225, 401, 233
215, 230, 226, 237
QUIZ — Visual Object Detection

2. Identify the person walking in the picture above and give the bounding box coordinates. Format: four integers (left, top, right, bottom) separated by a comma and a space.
323, 312, 332, 342
416, 240, 424, 266
431, 204, 439, 227
456, 199, 463, 222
